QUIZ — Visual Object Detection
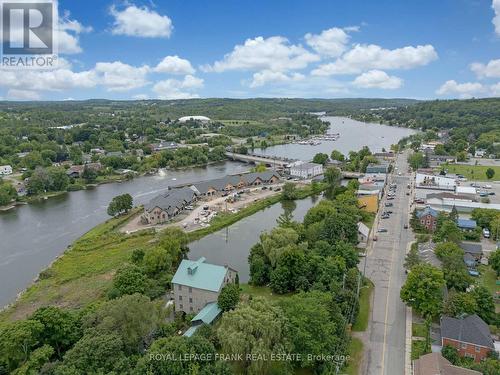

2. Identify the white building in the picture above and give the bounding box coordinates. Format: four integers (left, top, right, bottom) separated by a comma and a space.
289, 162, 323, 179
0, 165, 13, 175
416, 173, 456, 190
178, 116, 211, 124
475, 149, 486, 158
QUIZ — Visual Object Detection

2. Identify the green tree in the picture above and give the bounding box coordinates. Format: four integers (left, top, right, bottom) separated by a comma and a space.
107, 193, 133, 216
471, 286, 496, 324
486, 167, 495, 179
330, 150, 345, 162
441, 345, 459, 364
81, 165, 97, 183
407, 152, 426, 170
282, 182, 297, 200
31, 306, 81, 358
434, 220, 463, 243
0, 320, 44, 372
217, 297, 291, 375
400, 264, 445, 319
312, 152, 329, 165
489, 249, 500, 276
324, 166, 341, 188
217, 283, 240, 311
108, 264, 147, 298
443, 292, 478, 317
0, 182, 17, 206
11, 344, 53, 375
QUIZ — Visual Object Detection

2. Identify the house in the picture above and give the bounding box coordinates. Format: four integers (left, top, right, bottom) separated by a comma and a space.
171, 257, 237, 314
416, 206, 439, 232
357, 222, 370, 247
413, 352, 481, 375
142, 187, 197, 224
474, 149, 486, 158
456, 218, 477, 231
189, 171, 281, 197
151, 141, 179, 152
463, 253, 476, 269
366, 163, 390, 174
183, 302, 222, 337
440, 314, 494, 362
459, 242, 483, 260
66, 165, 85, 178
0, 165, 13, 175
428, 155, 457, 167
289, 162, 323, 179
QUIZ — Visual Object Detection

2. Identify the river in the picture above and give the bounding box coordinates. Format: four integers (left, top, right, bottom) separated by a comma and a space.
256, 116, 415, 159
0, 117, 415, 308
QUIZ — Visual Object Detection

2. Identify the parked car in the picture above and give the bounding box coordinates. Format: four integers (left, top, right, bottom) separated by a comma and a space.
377, 228, 388, 233
203, 205, 209, 210
385, 203, 393, 207
185, 205, 194, 210
404, 224, 408, 229
483, 228, 491, 238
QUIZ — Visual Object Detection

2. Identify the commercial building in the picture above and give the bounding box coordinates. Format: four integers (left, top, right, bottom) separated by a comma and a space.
416, 173, 456, 190
366, 163, 390, 174
142, 187, 197, 225
171, 257, 237, 314
289, 162, 323, 179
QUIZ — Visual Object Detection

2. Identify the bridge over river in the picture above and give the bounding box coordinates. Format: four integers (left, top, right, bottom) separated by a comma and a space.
225, 152, 297, 168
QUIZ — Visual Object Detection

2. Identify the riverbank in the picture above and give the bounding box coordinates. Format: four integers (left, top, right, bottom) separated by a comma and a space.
0, 184, 323, 322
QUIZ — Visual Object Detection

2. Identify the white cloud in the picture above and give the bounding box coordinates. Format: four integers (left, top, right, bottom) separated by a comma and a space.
250, 70, 305, 88
155, 55, 195, 75
436, 80, 485, 98
491, 82, 500, 95
153, 75, 204, 99
57, 10, 92, 54
352, 70, 403, 89
203, 36, 319, 73
493, 0, 500, 35
93, 62, 150, 91
133, 94, 149, 100
110, 5, 173, 38
470, 59, 500, 78
7, 89, 41, 100
312, 44, 438, 76
304, 27, 350, 57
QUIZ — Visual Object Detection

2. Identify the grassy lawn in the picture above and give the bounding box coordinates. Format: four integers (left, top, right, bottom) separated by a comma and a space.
477, 265, 500, 312
352, 279, 374, 332
411, 339, 429, 360
0, 209, 156, 322
436, 164, 500, 181
412, 322, 428, 338
345, 338, 363, 375
239, 284, 293, 303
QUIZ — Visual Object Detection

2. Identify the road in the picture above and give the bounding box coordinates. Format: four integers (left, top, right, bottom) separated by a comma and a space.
360, 151, 415, 375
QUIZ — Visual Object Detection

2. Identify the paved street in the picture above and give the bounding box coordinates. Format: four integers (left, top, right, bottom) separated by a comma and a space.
360, 151, 415, 375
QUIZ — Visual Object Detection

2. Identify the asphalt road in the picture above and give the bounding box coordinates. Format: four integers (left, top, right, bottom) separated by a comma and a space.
361, 151, 415, 375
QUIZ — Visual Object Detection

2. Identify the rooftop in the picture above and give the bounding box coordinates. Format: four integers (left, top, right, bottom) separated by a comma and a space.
440, 314, 494, 349
456, 218, 477, 230
416, 206, 439, 219
459, 242, 482, 255
413, 353, 481, 375
144, 186, 196, 214
171, 257, 232, 292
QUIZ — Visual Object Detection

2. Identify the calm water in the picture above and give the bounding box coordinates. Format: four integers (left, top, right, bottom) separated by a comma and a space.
188, 197, 321, 282
0, 116, 414, 307
0, 162, 249, 307
256, 116, 415, 160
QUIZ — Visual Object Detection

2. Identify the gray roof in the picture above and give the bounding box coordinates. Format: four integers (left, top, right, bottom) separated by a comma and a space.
418, 241, 442, 268
291, 162, 322, 171
459, 242, 482, 255
413, 353, 481, 375
190, 171, 280, 195
416, 206, 439, 219
440, 314, 494, 349
145, 187, 196, 215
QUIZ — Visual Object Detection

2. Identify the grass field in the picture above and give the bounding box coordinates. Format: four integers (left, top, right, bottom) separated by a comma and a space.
239, 284, 293, 303
352, 279, 374, 332
412, 322, 428, 338
437, 164, 500, 181
477, 265, 500, 313
345, 338, 363, 375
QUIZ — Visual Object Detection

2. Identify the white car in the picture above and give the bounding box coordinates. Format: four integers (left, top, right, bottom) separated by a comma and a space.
483, 228, 490, 238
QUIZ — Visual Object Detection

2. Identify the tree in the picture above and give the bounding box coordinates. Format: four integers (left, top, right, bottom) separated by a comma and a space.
443, 292, 478, 317
143, 247, 172, 277
108, 264, 147, 298
217, 283, 240, 311
31, 306, 82, 358
11, 344, 53, 375
0, 320, 44, 372
330, 150, 345, 162
434, 220, 463, 243
279, 291, 347, 369
324, 166, 341, 188
0, 182, 17, 206
489, 249, 500, 276
486, 167, 495, 179
107, 193, 133, 216
251, 163, 267, 173
471, 286, 496, 324
407, 152, 426, 170
400, 264, 445, 319
81, 165, 97, 183
404, 244, 421, 271
282, 182, 297, 200
312, 152, 329, 165
217, 297, 291, 375
270, 245, 306, 293
83, 294, 164, 354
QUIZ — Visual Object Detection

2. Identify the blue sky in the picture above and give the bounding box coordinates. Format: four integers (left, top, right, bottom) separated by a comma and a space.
1, 0, 499, 100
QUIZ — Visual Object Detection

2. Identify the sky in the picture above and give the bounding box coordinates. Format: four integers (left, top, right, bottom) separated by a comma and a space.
0, 0, 499, 101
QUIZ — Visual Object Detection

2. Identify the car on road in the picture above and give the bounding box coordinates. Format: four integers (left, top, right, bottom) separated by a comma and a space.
483, 185, 492, 189
377, 228, 388, 233
414, 198, 424, 204
385, 202, 393, 207
404, 224, 408, 229
185, 205, 194, 210
387, 196, 395, 200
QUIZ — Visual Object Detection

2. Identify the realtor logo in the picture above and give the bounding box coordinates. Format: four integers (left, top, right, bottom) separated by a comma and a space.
1, 0, 58, 68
